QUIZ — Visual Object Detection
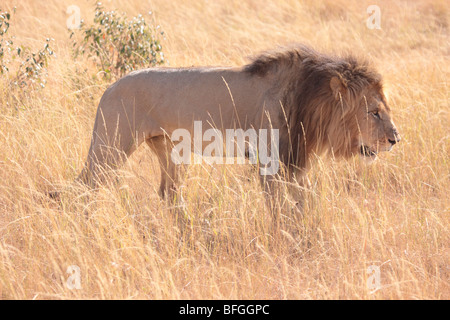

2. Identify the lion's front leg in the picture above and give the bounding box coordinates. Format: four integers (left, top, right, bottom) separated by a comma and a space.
291, 169, 310, 212
258, 166, 308, 229
259, 173, 289, 230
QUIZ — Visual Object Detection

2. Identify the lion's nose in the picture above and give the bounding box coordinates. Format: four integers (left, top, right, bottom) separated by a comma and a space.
389, 131, 401, 145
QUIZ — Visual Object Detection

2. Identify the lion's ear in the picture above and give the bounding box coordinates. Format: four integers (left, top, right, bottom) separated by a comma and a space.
330, 76, 346, 101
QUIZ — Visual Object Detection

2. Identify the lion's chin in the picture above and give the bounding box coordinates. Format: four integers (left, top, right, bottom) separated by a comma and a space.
359, 145, 378, 164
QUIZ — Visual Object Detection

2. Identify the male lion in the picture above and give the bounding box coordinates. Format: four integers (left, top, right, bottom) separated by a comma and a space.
75, 44, 400, 202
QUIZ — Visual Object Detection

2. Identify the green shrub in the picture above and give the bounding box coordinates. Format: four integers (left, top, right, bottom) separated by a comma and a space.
0, 8, 13, 74
0, 7, 54, 88
71, 3, 165, 79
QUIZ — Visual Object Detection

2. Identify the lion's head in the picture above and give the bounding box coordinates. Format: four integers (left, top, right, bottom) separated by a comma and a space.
328, 66, 401, 163
355, 86, 400, 162
246, 45, 401, 168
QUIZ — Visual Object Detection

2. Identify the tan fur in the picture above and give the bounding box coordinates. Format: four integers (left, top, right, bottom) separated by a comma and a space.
76, 44, 400, 201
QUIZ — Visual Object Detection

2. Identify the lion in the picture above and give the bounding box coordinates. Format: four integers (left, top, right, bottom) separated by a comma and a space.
74, 44, 400, 203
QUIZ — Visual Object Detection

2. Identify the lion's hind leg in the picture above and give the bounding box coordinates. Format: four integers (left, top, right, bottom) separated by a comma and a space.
146, 135, 181, 201
76, 123, 143, 190
76, 144, 125, 189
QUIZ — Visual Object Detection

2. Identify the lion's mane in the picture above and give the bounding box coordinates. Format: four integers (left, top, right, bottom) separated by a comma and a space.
245, 44, 383, 171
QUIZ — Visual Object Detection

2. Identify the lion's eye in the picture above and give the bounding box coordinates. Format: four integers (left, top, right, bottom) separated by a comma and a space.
370, 110, 381, 119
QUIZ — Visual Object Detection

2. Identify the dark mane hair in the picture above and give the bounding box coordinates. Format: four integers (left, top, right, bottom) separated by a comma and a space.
245, 44, 383, 171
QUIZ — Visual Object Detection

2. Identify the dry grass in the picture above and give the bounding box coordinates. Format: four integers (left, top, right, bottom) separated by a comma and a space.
0, 0, 448, 299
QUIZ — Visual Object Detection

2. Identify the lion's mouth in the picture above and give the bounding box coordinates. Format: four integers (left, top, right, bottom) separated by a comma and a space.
360, 145, 377, 158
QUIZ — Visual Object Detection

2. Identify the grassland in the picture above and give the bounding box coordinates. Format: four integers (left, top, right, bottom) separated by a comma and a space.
0, 0, 448, 299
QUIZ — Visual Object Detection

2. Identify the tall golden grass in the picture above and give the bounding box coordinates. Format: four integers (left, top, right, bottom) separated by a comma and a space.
0, 0, 448, 299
